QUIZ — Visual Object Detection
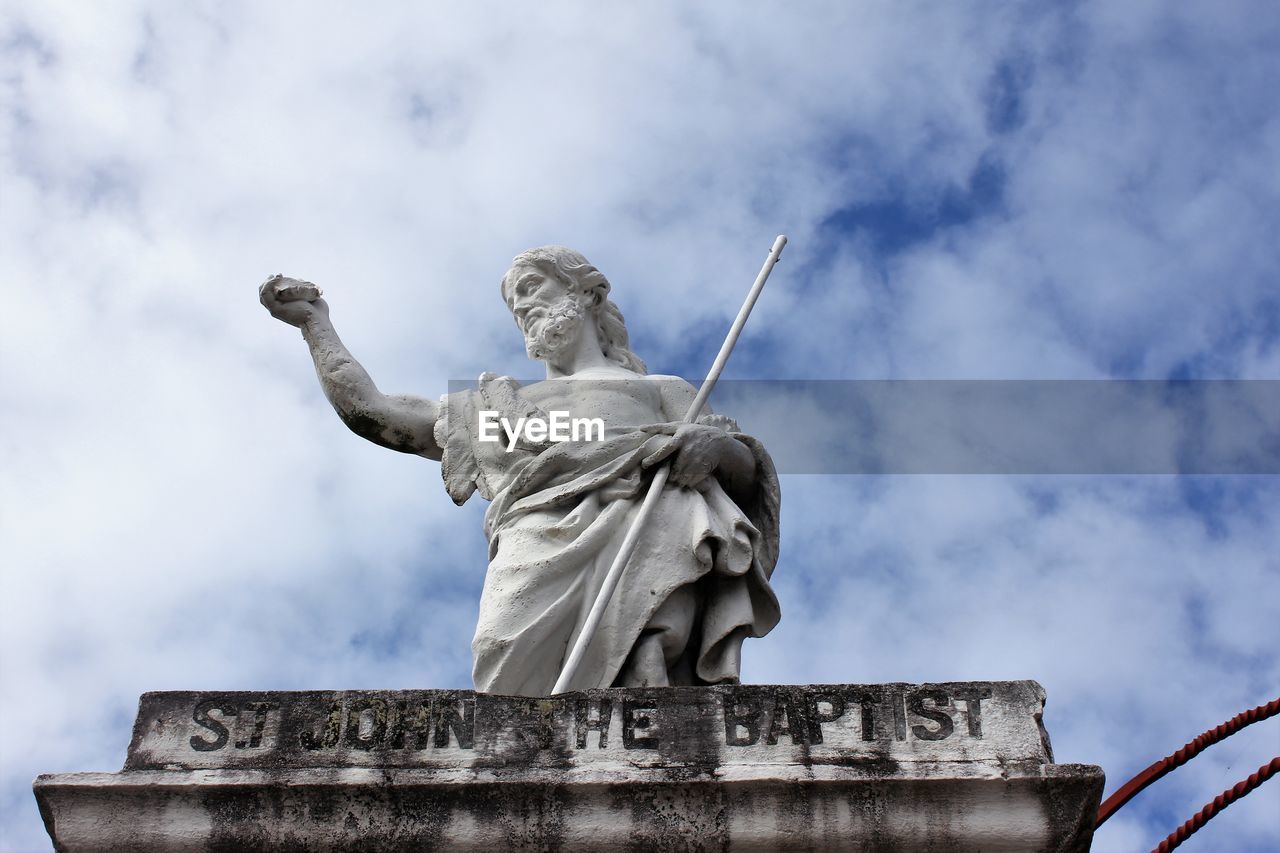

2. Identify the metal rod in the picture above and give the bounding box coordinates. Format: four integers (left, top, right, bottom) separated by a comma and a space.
552, 235, 787, 694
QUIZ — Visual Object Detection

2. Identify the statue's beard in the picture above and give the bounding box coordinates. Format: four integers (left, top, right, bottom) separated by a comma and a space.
525, 296, 585, 362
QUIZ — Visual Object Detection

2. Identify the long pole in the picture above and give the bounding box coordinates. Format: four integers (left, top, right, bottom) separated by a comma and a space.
552, 235, 788, 694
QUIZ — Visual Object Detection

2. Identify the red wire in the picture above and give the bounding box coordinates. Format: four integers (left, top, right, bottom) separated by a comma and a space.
1096, 695, 1280, 827
1152, 757, 1280, 853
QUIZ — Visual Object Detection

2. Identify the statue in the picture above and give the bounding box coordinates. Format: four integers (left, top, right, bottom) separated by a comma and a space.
260, 246, 781, 696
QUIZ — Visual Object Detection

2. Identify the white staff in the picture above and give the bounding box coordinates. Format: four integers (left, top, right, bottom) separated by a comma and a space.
552, 235, 788, 694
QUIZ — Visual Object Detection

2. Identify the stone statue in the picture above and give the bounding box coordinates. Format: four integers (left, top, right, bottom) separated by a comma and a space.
260, 246, 780, 696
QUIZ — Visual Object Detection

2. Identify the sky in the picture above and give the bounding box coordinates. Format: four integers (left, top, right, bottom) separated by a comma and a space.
1, 1, 1278, 850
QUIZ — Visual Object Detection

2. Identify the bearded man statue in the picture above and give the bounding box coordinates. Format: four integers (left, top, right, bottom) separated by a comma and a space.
260, 246, 780, 696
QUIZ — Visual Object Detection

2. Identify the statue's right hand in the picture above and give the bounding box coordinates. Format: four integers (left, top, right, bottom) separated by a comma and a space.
259, 274, 328, 327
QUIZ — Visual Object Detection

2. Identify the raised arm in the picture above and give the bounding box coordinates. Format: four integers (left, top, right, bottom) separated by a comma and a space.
259, 275, 442, 460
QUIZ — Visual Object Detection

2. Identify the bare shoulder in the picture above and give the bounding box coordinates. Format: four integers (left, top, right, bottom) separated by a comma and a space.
645, 374, 703, 420
645, 373, 697, 393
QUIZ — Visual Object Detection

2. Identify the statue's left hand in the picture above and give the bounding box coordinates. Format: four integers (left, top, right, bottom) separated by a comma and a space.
666, 423, 734, 488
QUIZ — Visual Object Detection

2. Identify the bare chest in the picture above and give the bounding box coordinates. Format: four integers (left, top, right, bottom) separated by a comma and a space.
521, 379, 667, 427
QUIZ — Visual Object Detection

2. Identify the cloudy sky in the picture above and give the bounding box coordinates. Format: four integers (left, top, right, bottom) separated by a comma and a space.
2, 1, 1278, 850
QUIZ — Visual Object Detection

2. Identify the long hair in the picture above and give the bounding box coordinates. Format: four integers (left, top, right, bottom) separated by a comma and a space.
501, 246, 647, 375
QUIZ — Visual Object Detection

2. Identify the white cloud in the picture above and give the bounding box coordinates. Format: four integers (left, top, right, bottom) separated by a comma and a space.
3, 1, 1278, 849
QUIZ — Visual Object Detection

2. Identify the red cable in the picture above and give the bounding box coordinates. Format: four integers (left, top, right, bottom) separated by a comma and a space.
1096, 695, 1280, 827
1152, 756, 1279, 853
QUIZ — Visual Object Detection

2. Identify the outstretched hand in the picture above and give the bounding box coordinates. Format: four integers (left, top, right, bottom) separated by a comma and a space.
259, 274, 328, 328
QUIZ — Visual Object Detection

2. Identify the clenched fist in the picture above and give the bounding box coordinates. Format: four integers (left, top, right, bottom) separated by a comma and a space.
259, 274, 328, 328
666, 422, 737, 488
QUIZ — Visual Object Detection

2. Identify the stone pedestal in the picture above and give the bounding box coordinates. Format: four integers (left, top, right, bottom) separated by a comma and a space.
35, 681, 1102, 851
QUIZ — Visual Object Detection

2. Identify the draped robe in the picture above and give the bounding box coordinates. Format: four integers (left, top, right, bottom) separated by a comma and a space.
435, 375, 781, 696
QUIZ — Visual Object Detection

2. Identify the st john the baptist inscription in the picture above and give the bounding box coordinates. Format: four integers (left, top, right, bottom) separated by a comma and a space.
125, 682, 1053, 772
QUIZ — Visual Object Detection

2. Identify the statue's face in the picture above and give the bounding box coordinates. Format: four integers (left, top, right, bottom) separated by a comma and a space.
507, 263, 586, 361
507, 264, 571, 336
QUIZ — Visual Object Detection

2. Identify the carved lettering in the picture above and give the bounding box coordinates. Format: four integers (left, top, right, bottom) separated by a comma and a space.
951, 686, 991, 738
433, 699, 475, 749
907, 688, 955, 741
190, 700, 234, 752
849, 689, 879, 742
299, 702, 343, 751
575, 697, 613, 749
723, 690, 763, 746
513, 699, 559, 750
386, 699, 406, 748
765, 693, 806, 745
346, 698, 388, 750
889, 688, 907, 741
234, 702, 276, 749
388, 700, 433, 750
166, 683, 1012, 769
806, 693, 845, 745
622, 700, 658, 749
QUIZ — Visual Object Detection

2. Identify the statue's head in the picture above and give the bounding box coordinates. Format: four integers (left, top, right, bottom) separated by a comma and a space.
500, 246, 647, 374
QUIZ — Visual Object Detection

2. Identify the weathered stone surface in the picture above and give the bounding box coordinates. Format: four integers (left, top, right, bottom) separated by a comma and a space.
35, 682, 1104, 851
122, 681, 1049, 772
